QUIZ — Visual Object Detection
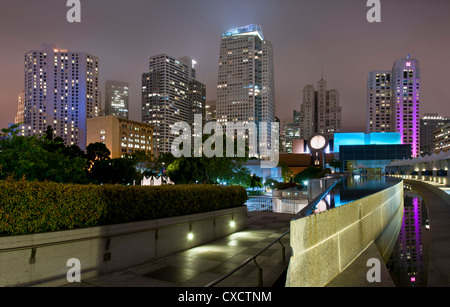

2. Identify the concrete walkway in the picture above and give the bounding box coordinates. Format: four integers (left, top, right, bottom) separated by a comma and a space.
404, 179, 450, 287
61, 212, 295, 288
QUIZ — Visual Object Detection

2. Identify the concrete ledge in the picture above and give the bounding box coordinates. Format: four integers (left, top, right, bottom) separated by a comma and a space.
0, 207, 247, 287
326, 243, 396, 287
286, 181, 404, 287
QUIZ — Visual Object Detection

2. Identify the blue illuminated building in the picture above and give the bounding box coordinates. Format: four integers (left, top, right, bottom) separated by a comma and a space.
333, 132, 411, 174
334, 132, 402, 153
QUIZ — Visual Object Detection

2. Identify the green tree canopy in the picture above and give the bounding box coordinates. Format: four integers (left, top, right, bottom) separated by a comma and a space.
0, 126, 88, 184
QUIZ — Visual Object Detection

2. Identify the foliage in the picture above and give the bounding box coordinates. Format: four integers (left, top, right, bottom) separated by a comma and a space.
293, 166, 324, 184
329, 159, 343, 172
86, 142, 111, 169
166, 133, 251, 186
0, 126, 88, 184
279, 162, 294, 183
0, 180, 248, 236
89, 157, 139, 185
275, 182, 298, 190
264, 178, 280, 189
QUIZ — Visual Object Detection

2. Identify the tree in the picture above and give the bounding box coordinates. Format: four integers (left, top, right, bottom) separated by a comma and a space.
329, 159, 343, 173
0, 129, 88, 184
249, 175, 263, 190
89, 157, 139, 185
279, 162, 294, 183
293, 166, 324, 184
86, 142, 111, 169
264, 178, 280, 190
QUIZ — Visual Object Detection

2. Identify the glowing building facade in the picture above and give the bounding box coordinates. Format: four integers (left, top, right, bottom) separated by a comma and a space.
392, 57, 421, 158
20, 44, 99, 151
216, 24, 275, 154
104, 80, 129, 119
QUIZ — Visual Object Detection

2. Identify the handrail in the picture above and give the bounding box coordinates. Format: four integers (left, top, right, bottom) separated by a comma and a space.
204, 229, 290, 287
205, 177, 342, 287
296, 178, 341, 218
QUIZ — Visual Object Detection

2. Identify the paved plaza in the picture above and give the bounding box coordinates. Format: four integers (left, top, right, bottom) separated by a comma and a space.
62, 212, 295, 288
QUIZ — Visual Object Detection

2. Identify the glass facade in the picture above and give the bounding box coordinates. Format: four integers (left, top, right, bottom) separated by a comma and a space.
334, 132, 402, 153
340, 144, 412, 173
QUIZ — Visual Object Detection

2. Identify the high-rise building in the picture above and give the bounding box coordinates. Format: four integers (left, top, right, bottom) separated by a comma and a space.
142, 55, 205, 154
300, 79, 341, 140
367, 56, 421, 158
420, 113, 450, 155
216, 24, 275, 154
14, 91, 25, 125
367, 71, 394, 133
104, 80, 129, 119
19, 44, 99, 150
281, 110, 301, 153
434, 122, 450, 152
206, 100, 217, 122
392, 56, 421, 158
189, 79, 206, 126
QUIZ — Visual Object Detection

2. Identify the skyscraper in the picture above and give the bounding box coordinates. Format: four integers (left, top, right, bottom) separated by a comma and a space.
281, 110, 301, 153
14, 91, 25, 125
142, 55, 204, 154
392, 56, 421, 158
367, 56, 421, 158
20, 44, 99, 150
104, 80, 129, 119
216, 24, 275, 153
367, 71, 394, 133
300, 79, 342, 140
420, 113, 450, 155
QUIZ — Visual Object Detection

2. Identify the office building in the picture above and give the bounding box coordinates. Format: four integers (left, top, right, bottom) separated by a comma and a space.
216, 24, 275, 154
434, 123, 450, 152
87, 115, 154, 159
206, 100, 217, 122
420, 114, 450, 155
104, 81, 129, 119
300, 79, 342, 140
14, 91, 25, 124
281, 110, 301, 153
19, 44, 99, 150
142, 55, 204, 154
367, 71, 394, 133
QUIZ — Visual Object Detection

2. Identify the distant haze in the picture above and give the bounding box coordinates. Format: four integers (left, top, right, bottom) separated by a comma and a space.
1, 0, 450, 132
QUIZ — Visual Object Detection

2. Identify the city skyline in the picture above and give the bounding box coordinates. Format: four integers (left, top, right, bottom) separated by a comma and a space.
1, 0, 450, 133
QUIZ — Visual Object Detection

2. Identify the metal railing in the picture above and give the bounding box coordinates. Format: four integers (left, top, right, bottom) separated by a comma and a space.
206, 179, 342, 287
205, 229, 290, 287
245, 196, 274, 212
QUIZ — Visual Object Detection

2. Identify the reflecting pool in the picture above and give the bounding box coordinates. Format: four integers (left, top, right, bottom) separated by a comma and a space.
386, 185, 430, 287
310, 175, 402, 215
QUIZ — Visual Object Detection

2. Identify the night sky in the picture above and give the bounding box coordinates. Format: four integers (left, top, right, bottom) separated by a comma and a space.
1, 0, 450, 132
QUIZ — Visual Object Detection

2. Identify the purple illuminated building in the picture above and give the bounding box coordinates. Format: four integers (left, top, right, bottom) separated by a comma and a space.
388, 194, 427, 287
367, 56, 420, 158
392, 56, 421, 158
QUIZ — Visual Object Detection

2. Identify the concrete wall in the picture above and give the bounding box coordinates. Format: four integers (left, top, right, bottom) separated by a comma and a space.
0, 207, 247, 287
286, 181, 404, 287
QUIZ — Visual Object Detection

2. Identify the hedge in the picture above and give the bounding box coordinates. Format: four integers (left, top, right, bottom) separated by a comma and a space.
0, 180, 248, 236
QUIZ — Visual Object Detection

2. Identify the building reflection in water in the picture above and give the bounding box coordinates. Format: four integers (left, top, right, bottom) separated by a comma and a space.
387, 187, 430, 287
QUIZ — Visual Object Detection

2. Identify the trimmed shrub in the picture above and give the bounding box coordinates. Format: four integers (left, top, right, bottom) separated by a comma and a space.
0, 180, 248, 236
